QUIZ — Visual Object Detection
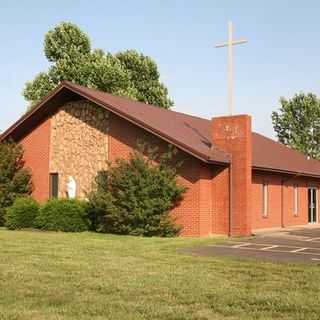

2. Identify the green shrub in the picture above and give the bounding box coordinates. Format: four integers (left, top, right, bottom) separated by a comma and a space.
0, 141, 32, 225
86, 170, 115, 232
36, 199, 89, 232
4, 197, 39, 230
87, 145, 186, 236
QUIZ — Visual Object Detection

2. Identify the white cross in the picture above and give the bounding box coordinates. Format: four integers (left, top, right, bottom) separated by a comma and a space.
215, 21, 247, 115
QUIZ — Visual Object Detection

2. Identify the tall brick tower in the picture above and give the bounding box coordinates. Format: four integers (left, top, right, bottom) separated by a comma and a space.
212, 115, 252, 236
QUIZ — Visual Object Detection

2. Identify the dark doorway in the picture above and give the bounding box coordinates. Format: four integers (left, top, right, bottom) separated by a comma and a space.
308, 188, 317, 223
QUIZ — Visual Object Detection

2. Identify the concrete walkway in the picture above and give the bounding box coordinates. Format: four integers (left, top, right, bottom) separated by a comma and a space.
186, 226, 320, 264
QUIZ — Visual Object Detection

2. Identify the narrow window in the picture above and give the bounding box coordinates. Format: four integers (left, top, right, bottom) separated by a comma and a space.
293, 184, 299, 216
262, 182, 268, 217
50, 173, 59, 198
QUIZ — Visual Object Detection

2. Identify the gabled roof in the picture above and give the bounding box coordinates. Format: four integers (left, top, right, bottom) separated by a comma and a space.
0, 81, 230, 164
1, 81, 320, 178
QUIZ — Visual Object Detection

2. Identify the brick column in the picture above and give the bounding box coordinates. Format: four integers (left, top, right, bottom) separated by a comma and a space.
212, 115, 252, 236
212, 166, 230, 235
199, 164, 213, 236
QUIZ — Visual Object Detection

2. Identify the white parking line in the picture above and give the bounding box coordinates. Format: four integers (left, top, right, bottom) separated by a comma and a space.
311, 258, 320, 261
261, 245, 278, 251
212, 244, 320, 256
232, 243, 250, 248
226, 241, 318, 249
290, 247, 307, 253
305, 237, 320, 242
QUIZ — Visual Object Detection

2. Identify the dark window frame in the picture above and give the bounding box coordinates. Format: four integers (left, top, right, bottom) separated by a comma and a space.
49, 173, 59, 198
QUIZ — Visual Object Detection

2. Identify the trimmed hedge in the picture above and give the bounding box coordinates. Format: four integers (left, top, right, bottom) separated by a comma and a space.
35, 199, 89, 232
5, 197, 39, 230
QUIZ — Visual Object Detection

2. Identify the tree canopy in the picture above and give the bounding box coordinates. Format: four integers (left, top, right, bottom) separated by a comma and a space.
272, 93, 320, 160
23, 22, 173, 110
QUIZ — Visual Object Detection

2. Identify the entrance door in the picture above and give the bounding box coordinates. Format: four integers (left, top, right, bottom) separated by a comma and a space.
308, 188, 317, 223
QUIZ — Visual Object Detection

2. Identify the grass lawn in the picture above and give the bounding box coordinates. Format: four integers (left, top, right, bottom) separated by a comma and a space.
0, 230, 319, 320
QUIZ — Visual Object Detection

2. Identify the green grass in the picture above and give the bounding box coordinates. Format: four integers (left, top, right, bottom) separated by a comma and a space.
0, 230, 319, 320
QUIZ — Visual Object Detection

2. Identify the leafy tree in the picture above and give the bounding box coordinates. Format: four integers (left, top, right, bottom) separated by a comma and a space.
86, 145, 186, 236
116, 50, 172, 108
23, 22, 173, 110
272, 93, 320, 159
44, 21, 91, 62
0, 142, 33, 225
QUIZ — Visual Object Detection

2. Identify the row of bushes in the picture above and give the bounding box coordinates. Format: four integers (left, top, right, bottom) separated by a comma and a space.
3, 143, 186, 236
5, 197, 89, 232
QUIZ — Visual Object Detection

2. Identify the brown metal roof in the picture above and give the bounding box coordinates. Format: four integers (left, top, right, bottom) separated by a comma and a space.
252, 132, 320, 177
1, 81, 320, 177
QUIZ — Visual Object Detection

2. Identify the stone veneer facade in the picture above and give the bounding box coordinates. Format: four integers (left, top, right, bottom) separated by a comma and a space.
49, 100, 109, 198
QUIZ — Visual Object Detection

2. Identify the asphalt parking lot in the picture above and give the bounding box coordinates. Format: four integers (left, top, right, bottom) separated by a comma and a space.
187, 226, 320, 264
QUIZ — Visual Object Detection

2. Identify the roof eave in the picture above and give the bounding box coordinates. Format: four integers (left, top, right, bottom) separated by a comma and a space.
252, 165, 320, 179
0, 83, 66, 143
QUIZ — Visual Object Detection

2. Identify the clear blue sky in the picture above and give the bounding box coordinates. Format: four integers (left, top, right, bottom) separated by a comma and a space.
1, 0, 319, 138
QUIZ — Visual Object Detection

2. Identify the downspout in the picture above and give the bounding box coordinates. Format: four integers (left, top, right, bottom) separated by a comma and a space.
228, 155, 233, 237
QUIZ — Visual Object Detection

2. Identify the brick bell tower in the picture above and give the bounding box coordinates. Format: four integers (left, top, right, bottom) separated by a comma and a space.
212, 115, 252, 236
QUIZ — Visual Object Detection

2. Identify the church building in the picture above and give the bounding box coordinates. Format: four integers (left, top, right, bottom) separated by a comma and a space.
1, 81, 320, 237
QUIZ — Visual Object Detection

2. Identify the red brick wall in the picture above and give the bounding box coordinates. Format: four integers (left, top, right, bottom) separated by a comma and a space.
252, 172, 282, 229
212, 115, 252, 236
282, 179, 309, 227
19, 118, 51, 202
212, 166, 230, 234
108, 113, 215, 236
252, 171, 320, 230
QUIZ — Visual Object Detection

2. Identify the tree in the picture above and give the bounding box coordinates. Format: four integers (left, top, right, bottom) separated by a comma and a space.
23, 22, 173, 110
0, 142, 33, 225
116, 50, 172, 108
272, 93, 320, 160
86, 145, 186, 236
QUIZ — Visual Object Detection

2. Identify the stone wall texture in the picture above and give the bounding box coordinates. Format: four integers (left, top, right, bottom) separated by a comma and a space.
50, 100, 109, 198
